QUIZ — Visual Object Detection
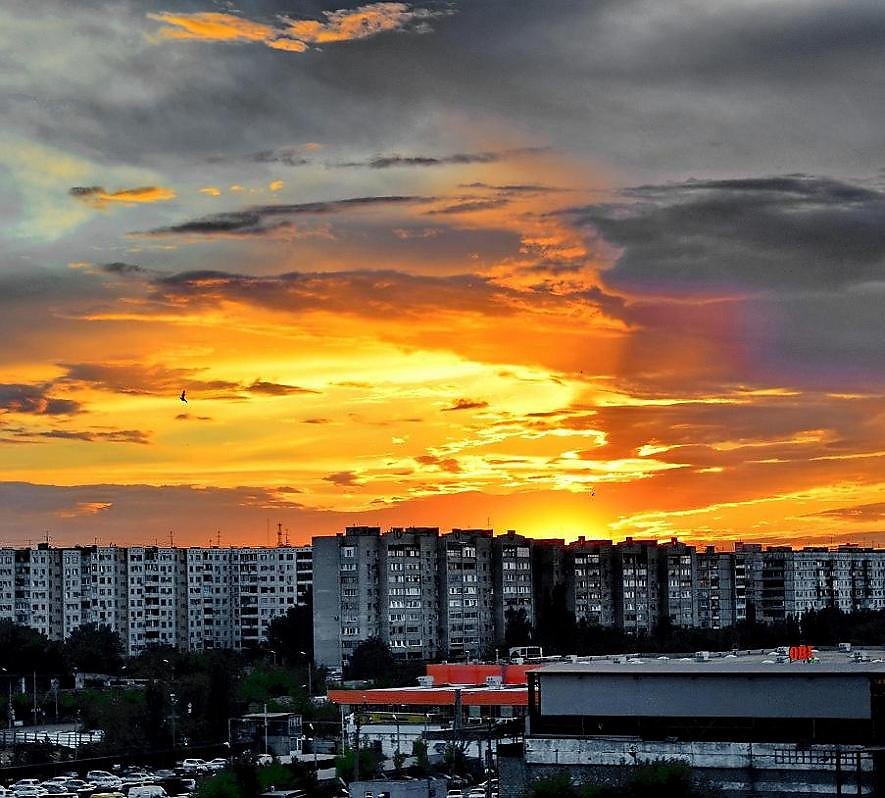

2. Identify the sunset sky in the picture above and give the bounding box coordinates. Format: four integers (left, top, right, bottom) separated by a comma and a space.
1, 0, 883, 547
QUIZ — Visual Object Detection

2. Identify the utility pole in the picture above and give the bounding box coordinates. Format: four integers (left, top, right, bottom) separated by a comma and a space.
32, 672, 37, 726
353, 706, 364, 783
264, 703, 269, 755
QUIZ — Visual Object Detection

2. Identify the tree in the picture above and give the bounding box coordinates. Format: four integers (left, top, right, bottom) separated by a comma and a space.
0, 620, 63, 674
64, 623, 123, 673
335, 746, 379, 779
344, 637, 395, 683
266, 590, 314, 664
504, 606, 533, 647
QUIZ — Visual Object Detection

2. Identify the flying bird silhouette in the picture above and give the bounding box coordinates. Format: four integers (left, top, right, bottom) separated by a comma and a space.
179, 390, 187, 404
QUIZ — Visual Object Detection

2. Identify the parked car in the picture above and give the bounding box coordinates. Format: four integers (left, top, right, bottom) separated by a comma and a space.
205, 759, 228, 773
256, 754, 273, 766
12, 788, 47, 798
10, 782, 41, 792
61, 781, 94, 794
128, 786, 167, 798
40, 787, 74, 797
177, 760, 207, 775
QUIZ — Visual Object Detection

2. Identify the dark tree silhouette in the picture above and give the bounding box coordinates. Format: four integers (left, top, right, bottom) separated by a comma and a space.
504, 606, 533, 647
63, 623, 124, 673
345, 636, 396, 682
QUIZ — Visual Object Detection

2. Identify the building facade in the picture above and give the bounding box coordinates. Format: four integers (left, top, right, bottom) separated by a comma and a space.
0, 543, 312, 656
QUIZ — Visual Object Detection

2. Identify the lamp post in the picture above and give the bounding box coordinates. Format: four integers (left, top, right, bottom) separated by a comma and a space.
169, 692, 177, 752
1, 667, 13, 731
391, 713, 401, 770
298, 651, 312, 696
307, 722, 317, 772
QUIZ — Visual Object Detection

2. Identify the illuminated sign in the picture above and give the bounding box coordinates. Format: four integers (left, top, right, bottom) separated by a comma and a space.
789, 645, 814, 661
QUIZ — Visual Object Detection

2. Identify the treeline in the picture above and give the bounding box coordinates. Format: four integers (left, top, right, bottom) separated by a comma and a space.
0, 598, 329, 758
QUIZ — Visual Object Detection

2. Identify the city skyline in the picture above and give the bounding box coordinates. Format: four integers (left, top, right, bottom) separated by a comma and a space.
1, 1, 883, 548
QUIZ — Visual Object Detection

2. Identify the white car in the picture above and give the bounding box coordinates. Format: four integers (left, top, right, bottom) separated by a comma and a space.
10, 783, 41, 792
205, 759, 228, 773
178, 760, 208, 774
13, 788, 47, 798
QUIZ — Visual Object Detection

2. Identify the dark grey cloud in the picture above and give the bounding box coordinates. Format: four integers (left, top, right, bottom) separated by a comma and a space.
100, 261, 148, 275
571, 175, 885, 289
426, 198, 509, 215
136, 195, 428, 237
337, 147, 547, 169
0, 384, 81, 416
147, 267, 623, 323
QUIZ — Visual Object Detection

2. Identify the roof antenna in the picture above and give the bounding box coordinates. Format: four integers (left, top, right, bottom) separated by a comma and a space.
276, 522, 283, 548
169, 530, 175, 548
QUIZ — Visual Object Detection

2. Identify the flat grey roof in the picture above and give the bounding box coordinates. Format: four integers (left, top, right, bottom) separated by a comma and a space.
537, 649, 885, 676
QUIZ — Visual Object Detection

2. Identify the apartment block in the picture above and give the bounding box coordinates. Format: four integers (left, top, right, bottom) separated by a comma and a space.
439, 529, 495, 660
312, 527, 383, 669
126, 547, 186, 654
659, 539, 698, 628
492, 530, 534, 643
235, 545, 313, 648
566, 538, 616, 626
382, 527, 440, 659
614, 538, 660, 634
696, 547, 736, 629
0, 549, 14, 621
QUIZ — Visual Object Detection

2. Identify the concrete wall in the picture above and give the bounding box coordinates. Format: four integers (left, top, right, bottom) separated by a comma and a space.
523, 737, 875, 797
539, 673, 872, 719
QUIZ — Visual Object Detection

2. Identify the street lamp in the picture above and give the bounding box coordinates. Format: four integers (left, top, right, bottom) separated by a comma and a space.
391, 713, 401, 766
1, 667, 13, 731
169, 692, 177, 751
267, 649, 278, 667
307, 722, 317, 772
298, 652, 312, 696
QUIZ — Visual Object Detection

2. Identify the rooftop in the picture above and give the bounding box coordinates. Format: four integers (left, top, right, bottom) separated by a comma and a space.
537, 647, 885, 676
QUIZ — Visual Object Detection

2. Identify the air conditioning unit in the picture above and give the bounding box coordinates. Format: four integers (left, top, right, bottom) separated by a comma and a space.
417, 675, 434, 688
485, 676, 503, 689
568, 655, 579, 663
775, 653, 789, 664
612, 655, 628, 664
776, 646, 789, 656
838, 642, 852, 653
694, 651, 710, 662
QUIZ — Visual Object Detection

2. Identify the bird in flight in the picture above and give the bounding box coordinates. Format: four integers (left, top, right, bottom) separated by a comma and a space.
179, 390, 187, 404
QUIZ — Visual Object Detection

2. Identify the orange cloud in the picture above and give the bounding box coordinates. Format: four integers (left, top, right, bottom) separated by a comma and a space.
199, 186, 221, 197
148, 4, 444, 54
70, 185, 176, 209
148, 12, 277, 43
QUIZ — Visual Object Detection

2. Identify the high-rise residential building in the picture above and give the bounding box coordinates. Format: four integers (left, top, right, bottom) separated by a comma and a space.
492, 530, 534, 644
532, 538, 566, 631
733, 542, 763, 623
382, 527, 440, 659
696, 547, 735, 630
126, 547, 187, 654
0, 548, 15, 622
235, 545, 313, 648
313, 527, 382, 669
566, 538, 616, 626
80, 546, 129, 634
14, 546, 60, 639
60, 548, 83, 638
615, 538, 660, 634
659, 539, 698, 628
185, 547, 236, 651
439, 529, 495, 660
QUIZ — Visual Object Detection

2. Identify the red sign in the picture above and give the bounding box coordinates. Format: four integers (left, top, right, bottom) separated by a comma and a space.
789, 645, 814, 661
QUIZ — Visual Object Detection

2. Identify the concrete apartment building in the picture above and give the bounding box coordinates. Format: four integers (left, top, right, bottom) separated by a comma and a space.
440, 528, 496, 661
382, 527, 440, 660
695, 547, 736, 629
659, 539, 698, 628
493, 530, 535, 636
0, 543, 312, 655
566, 538, 616, 626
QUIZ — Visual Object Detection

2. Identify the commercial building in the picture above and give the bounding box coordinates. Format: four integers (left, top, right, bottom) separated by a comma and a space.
512, 650, 885, 796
